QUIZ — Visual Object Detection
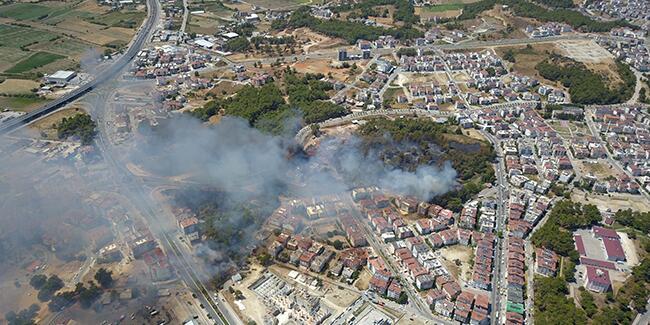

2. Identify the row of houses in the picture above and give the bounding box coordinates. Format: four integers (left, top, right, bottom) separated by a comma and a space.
592, 105, 650, 192
429, 287, 491, 324
505, 236, 526, 325
596, 36, 650, 72
524, 23, 572, 38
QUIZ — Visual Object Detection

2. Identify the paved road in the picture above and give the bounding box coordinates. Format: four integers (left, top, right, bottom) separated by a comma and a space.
93, 105, 236, 325
232, 35, 590, 68
0, 0, 160, 135
480, 130, 508, 324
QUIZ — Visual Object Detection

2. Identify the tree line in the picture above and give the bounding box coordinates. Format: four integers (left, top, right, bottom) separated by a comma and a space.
273, 7, 422, 44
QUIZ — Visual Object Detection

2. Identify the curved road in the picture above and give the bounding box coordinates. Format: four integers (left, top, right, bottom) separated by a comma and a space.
0, 0, 160, 135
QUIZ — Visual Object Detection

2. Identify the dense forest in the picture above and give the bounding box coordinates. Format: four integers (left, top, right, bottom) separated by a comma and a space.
535, 55, 635, 105
534, 276, 587, 325
356, 118, 495, 211
274, 7, 422, 44
190, 70, 348, 134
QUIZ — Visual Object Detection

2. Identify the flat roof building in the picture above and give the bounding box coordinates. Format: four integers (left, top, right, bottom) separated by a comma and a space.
45, 70, 76, 84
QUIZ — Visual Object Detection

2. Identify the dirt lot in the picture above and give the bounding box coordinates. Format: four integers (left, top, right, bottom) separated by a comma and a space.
292, 58, 360, 83
206, 80, 244, 97
281, 28, 346, 53
354, 268, 372, 290
29, 106, 86, 138
396, 72, 450, 86
224, 264, 267, 324
571, 190, 650, 212
0, 79, 40, 94
557, 40, 612, 64
574, 159, 618, 179
438, 245, 473, 283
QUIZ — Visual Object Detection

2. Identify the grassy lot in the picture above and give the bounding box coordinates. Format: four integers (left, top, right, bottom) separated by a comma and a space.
84, 10, 145, 28
6, 52, 65, 74
424, 3, 465, 12
0, 2, 81, 22
0, 79, 40, 95
0, 95, 49, 112
0, 3, 60, 20
0, 24, 60, 49
30, 38, 92, 58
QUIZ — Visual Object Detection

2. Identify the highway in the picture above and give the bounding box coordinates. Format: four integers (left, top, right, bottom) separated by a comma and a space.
92, 93, 239, 324
0, 0, 160, 135
0, 0, 242, 321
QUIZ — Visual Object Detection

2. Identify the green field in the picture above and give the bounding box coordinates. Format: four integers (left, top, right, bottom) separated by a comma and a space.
84, 11, 145, 28
0, 3, 72, 21
425, 3, 465, 12
0, 24, 60, 49
31, 38, 92, 57
0, 95, 49, 111
6, 52, 65, 74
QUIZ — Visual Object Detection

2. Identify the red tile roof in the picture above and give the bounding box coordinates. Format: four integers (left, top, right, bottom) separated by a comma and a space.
593, 226, 619, 239
574, 234, 586, 256
602, 237, 625, 260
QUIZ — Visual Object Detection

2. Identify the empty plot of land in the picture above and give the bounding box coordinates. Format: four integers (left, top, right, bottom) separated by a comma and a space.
397, 72, 450, 86
556, 40, 612, 63
0, 95, 49, 112
0, 79, 40, 94
186, 13, 228, 35
571, 190, 650, 212
292, 58, 357, 83
618, 232, 639, 266
29, 106, 84, 135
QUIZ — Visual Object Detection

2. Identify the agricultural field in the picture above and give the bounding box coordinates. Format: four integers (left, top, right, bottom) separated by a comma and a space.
83, 10, 145, 28
6, 52, 65, 74
0, 0, 145, 78
0, 2, 72, 21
